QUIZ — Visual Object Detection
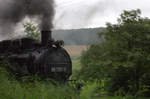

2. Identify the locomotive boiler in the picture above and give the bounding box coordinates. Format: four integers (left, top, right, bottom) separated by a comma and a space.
0, 31, 72, 81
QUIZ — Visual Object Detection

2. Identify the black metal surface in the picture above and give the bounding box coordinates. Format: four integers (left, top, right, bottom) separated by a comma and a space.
41, 30, 52, 46
0, 31, 72, 81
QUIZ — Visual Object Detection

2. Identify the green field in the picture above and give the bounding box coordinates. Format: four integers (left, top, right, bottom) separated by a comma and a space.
72, 56, 81, 72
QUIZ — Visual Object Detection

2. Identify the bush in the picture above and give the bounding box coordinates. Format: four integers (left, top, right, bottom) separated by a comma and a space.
77, 9, 150, 96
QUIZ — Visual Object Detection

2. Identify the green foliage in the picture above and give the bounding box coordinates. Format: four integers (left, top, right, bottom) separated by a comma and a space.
0, 66, 78, 99
0, 64, 149, 99
77, 44, 105, 81
80, 82, 98, 99
78, 9, 150, 96
24, 22, 41, 41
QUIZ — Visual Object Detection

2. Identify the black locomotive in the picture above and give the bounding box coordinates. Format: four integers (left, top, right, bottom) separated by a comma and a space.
0, 31, 72, 81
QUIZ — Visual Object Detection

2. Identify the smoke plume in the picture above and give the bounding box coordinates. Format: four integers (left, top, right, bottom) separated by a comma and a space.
0, 0, 55, 37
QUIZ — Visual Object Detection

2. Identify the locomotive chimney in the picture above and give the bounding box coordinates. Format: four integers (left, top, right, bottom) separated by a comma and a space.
41, 30, 52, 46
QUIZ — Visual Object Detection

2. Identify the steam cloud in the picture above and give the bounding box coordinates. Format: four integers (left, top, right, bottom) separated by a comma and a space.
0, 0, 55, 37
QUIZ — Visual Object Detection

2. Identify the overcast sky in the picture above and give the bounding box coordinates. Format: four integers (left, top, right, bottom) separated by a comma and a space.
54, 0, 150, 29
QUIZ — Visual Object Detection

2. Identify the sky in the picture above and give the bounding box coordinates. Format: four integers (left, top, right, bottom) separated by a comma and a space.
1, 0, 150, 40
54, 0, 150, 29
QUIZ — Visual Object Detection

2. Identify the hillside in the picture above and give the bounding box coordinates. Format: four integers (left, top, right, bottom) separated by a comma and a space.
52, 27, 105, 45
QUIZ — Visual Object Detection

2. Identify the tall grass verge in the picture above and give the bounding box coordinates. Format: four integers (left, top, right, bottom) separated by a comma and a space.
0, 67, 78, 99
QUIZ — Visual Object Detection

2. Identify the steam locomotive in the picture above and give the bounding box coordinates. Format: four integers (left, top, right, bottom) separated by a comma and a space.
0, 31, 72, 81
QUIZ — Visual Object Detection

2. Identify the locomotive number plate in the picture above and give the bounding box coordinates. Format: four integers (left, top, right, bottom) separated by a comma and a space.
51, 67, 66, 72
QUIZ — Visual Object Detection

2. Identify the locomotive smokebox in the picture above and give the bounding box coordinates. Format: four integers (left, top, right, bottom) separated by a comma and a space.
41, 30, 52, 46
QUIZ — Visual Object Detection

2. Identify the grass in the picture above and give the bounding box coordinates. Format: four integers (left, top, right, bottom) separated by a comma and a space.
0, 67, 149, 99
0, 68, 78, 99
72, 56, 82, 72
97, 96, 150, 99
72, 61, 81, 72
0, 61, 150, 99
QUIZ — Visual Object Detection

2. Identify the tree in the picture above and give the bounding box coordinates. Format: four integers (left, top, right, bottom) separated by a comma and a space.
23, 22, 41, 41
78, 9, 150, 95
